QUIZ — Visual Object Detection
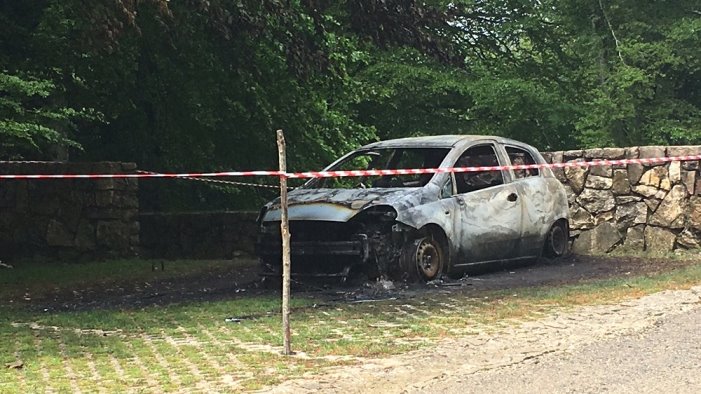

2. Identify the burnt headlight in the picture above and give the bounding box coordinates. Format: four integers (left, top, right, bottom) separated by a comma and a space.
360, 206, 398, 221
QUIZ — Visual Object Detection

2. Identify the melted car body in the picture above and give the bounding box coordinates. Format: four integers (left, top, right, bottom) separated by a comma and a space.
256, 135, 570, 281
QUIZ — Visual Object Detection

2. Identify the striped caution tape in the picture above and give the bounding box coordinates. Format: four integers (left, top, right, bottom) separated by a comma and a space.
1, 154, 700, 180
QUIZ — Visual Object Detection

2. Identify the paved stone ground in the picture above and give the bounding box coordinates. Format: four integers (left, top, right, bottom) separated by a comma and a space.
3, 256, 699, 393
267, 286, 701, 393
421, 306, 701, 394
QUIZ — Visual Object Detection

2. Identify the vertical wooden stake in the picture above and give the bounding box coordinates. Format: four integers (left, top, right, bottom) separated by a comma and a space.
276, 129, 292, 356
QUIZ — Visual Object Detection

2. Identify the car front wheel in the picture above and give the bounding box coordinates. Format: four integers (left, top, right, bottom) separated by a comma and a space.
400, 236, 444, 282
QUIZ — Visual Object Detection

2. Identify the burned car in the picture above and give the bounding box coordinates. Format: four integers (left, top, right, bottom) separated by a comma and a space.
256, 135, 569, 282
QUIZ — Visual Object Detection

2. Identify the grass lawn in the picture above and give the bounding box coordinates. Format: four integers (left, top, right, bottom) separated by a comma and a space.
1, 257, 700, 392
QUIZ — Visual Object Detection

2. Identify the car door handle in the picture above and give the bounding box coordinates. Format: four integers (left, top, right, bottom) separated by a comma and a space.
507, 193, 518, 202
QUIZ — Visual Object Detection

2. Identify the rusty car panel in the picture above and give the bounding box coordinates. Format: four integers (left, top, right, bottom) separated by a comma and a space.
255, 135, 570, 281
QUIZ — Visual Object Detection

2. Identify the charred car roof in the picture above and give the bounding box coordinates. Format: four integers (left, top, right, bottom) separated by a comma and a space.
361, 135, 531, 150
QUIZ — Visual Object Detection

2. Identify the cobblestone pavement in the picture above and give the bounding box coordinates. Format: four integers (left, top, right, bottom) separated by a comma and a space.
4, 256, 699, 393
267, 286, 701, 393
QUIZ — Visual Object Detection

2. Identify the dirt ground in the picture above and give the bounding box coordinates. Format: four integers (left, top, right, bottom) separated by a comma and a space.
10, 253, 699, 312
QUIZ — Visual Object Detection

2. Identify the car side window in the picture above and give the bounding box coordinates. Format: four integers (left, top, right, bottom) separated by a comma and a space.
454, 145, 504, 194
505, 146, 539, 179
440, 177, 454, 199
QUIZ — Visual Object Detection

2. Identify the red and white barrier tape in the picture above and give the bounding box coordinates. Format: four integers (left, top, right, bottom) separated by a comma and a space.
136, 170, 283, 189
1, 154, 700, 180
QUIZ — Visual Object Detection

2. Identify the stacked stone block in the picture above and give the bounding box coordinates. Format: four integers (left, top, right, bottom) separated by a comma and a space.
139, 211, 258, 259
543, 146, 701, 254
0, 162, 139, 260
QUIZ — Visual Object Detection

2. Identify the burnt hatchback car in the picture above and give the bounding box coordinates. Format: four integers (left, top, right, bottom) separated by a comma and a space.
256, 135, 569, 282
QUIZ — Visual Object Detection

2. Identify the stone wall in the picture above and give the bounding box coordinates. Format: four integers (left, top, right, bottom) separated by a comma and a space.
542, 146, 701, 254
139, 211, 258, 259
3, 147, 700, 262
0, 162, 139, 260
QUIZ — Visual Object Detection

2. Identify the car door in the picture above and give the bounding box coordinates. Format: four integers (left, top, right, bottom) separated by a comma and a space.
504, 145, 548, 257
449, 143, 524, 265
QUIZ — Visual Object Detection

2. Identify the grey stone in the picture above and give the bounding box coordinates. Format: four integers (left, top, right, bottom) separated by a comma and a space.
591, 222, 623, 254
676, 229, 701, 249
639, 146, 667, 163
34, 197, 61, 215
585, 175, 613, 190
570, 204, 595, 230
583, 148, 604, 159
594, 211, 615, 229
551, 151, 564, 163
95, 190, 114, 207
96, 221, 130, 250
573, 221, 623, 255
669, 161, 681, 184
565, 162, 589, 194
95, 179, 116, 191
680, 170, 696, 195
667, 146, 701, 157
562, 184, 577, 206
690, 196, 701, 230
571, 231, 592, 255
125, 178, 138, 191
563, 150, 583, 161
114, 192, 138, 209
682, 160, 700, 171
74, 221, 96, 250
639, 167, 670, 190
615, 202, 648, 229
576, 188, 616, 214
46, 219, 74, 247
649, 184, 688, 229
553, 167, 567, 183
121, 162, 138, 171
612, 170, 631, 195
644, 226, 677, 252
624, 147, 640, 159
645, 198, 662, 212
622, 225, 645, 252
632, 185, 661, 198
590, 165, 613, 177
615, 195, 642, 204
628, 163, 644, 184
58, 200, 83, 232
600, 148, 626, 159
548, 151, 566, 181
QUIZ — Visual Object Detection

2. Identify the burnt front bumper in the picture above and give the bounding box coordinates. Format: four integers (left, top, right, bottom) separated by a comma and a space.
256, 234, 370, 262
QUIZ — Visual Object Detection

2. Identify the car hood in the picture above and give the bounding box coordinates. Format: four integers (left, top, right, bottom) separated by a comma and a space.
261, 187, 424, 222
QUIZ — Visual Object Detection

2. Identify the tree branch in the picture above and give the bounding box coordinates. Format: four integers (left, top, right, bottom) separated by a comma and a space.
598, 0, 627, 66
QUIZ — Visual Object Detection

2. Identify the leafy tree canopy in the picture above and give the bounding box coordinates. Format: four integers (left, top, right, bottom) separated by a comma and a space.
0, 0, 699, 208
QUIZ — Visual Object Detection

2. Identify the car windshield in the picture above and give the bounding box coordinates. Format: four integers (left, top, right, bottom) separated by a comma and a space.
306, 147, 450, 189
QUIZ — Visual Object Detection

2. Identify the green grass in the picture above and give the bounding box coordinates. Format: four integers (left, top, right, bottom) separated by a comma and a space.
0, 259, 243, 299
1, 259, 700, 392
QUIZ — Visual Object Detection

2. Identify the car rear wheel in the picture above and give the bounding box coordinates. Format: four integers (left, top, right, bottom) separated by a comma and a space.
401, 236, 444, 282
543, 220, 569, 258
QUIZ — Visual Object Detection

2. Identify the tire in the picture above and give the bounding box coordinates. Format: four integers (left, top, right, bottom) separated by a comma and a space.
400, 236, 445, 282
543, 221, 569, 258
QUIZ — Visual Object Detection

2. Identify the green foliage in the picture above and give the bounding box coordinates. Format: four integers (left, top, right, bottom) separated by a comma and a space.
0, 72, 82, 159
0, 0, 699, 206
559, 0, 701, 147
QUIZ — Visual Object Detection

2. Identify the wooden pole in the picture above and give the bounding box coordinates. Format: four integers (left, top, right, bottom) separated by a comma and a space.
276, 129, 292, 355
